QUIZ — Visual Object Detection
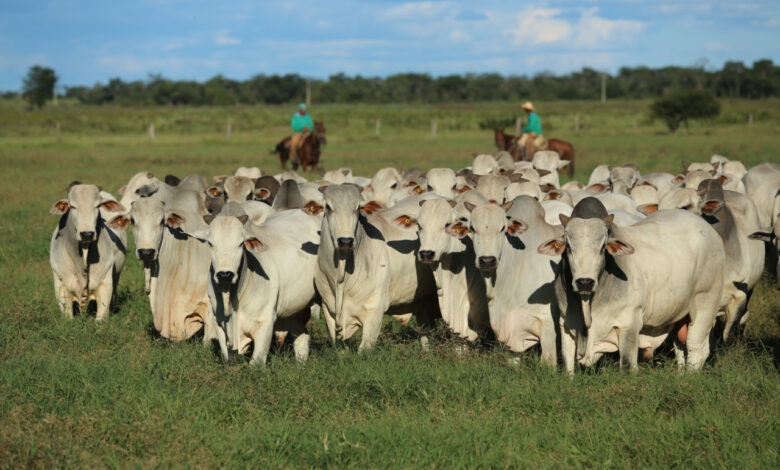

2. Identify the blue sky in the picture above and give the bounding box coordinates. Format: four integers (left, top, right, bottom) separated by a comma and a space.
1, 0, 778, 91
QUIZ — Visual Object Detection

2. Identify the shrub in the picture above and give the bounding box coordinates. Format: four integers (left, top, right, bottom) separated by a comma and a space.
651, 89, 721, 133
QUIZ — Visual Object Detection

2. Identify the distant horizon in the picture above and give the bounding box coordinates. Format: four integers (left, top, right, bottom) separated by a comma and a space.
2, 1, 778, 91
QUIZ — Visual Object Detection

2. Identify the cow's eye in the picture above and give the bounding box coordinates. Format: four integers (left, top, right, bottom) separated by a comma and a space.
390, 183, 398, 189
207, 241, 213, 247
451, 184, 456, 190
427, 185, 433, 191
159, 219, 164, 225
130, 217, 136, 224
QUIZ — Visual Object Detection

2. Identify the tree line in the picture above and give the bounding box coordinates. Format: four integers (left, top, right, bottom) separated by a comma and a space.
13, 59, 780, 108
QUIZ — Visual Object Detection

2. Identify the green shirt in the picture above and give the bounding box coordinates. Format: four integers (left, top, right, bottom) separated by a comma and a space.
522, 112, 542, 135
291, 112, 314, 133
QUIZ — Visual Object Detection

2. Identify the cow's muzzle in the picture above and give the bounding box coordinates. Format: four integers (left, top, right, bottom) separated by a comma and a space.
337, 237, 354, 250
215, 271, 235, 288
575, 278, 595, 293
478, 256, 498, 271
79, 231, 95, 243
137, 248, 156, 261
418, 250, 436, 263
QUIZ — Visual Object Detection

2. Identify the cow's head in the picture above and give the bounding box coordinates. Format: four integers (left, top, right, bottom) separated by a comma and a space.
321, 184, 367, 252
195, 214, 258, 289
130, 197, 165, 262
538, 197, 633, 295
223, 176, 256, 202
466, 201, 527, 271
425, 168, 457, 199
416, 199, 462, 264
51, 183, 127, 245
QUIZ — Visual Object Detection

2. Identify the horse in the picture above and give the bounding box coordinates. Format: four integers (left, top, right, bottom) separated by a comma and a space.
273, 121, 327, 172
493, 128, 576, 177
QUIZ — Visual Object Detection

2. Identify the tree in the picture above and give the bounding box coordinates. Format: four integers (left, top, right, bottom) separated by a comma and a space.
651, 89, 721, 133
22, 65, 57, 109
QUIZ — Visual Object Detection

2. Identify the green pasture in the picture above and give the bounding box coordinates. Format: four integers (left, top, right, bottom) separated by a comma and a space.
0, 100, 778, 468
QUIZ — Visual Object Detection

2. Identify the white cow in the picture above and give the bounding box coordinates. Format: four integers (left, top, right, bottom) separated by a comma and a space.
50, 184, 129, 320
416, 198, 490, 341
191, 210, 320, 364
538, 198, 725, 372
532, 150, 569, 188
425, 168, 458, 199
315, 185, 438, 351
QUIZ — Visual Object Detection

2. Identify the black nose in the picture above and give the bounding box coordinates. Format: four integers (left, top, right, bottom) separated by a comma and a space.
337, 237, 354, 249
575, 278, 595, 292
216, 271, 234, 284
79, 231, 95, 242
478, 256, 497, 269
137, 248, 156, 261
419, 250, 435, 261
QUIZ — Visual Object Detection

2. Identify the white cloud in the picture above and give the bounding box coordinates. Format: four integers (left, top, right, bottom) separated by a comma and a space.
505, 7, 644, 47
384, 2, 452, 20
449, 29, 469, 41
214, 30, 240, 46
506, 8, 572, 45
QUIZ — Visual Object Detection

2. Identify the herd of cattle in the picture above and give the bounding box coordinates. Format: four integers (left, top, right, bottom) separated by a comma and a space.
49, 151, 780, 372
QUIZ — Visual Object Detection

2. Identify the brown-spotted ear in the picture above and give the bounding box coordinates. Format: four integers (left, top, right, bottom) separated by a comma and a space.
207, 186, 224, 197
507, 219, 528, 236
538, 239, 566, 255
559, 214, 570, 227
360, 200, 384, 215
637, 203, 658, 215
586, 183, 608, 193
717, 174, 730, 185
606, 238, 634, 256
682, 161, 691, 171
203, 214, 215, 225
712, 161, 721, 170
244, 237, 265, 251
409, 184, 425, 195
748, 231, 774, 242
166, 213, 185, 228
100, 200, 126, 213
673, 174, 685, 183
464, 202, 477, 212
254, 187, 271, 200
545, 189, 563, 201
445, 221, 469, 239
456, 185, 473, 194
394, 215, 417, 228
51, 199, 70, 215
107, 214, 130, 231
539, 183, 556, 193
638, 180, 657, 189
302, 201, 324, 216
602, 214, 615, 227
701, 199, 724, 216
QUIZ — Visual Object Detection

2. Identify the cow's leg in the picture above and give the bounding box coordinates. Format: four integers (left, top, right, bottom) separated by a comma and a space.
539, 318, 558, 367
685, 314, 714, 371
249, 314, 275, 366
215, 323, 229, 362
321, 303, 336, 345
617, 324, 640, 372
143, 267, 152, 295
722, 290, 747, 343
358, 309, 384, 353
94, 278, 113, 321
560, 327, 577, 375
53, 274, 74, 318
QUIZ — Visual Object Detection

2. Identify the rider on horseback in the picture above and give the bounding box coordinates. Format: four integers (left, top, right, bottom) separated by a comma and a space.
289, 103, 313, 164
517, 101, 545, 155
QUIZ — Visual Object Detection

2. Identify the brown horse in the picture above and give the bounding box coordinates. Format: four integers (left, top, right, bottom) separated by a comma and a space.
493, 128, 575, 177
274, 121, 327, 172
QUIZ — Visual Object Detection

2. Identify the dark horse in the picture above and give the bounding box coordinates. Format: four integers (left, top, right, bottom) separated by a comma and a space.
274, 121, 327, 172
493, 128, 575, 177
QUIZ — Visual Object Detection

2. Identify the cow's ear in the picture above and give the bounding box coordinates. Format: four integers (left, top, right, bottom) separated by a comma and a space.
538, 238, 566, 255
682, 161, 691, 171
203, 214, 215, 225
206, 186, 223, 197
447, 199, 457, 208
456, 185, 473, 194
501, 201, 514, 212
118, 185, 127, 195
507, 219, 528, 236
586, 183, 608, 193
536, 169, 551, 177
166, 213, 185, 228
602, 214, 614, 227
748, 231, 774, 242
701, 199, 724, 216
302, 201, 324, 216
107, 214, 130, 231
559, 214, 570, 227
408, 184, 425, 195
394, 215, 417, 228
606, 238, 634, 256
445, 222, 469, 239
165, 174, 181, 186
186, 230, 208, 243
100, 200, 126, 213
244, 237, 265, 251
213, 175, 228, 183
51, 199, 70, 215
557, 160, 571, 169
463, 202, 477, 212
360, 200, 384, 215
236, 215, 249, 225
717, 174, 730, 185
637, 203, 658, 215
673, 174, 685, 184
317, 185, 328, 194
539, 183, 556, 193
254, 188, 271, 200
545, 189, 563, 200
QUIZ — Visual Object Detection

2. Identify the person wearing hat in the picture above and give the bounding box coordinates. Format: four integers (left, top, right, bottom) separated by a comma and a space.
289, 103, 314, 164
517, 101, 545, 156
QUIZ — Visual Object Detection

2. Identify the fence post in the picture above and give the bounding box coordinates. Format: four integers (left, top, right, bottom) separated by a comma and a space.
56, 122, 61, 142
574, 113, 580, 132
515, 116, 522, 135
226, 120, 232, 138
748, 112, 753, 125
431, 119, 438, 137
375, 118, 381, 137
148, 124, 155, 142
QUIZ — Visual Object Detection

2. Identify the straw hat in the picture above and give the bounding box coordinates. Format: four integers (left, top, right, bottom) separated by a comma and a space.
522, 101, 535, 112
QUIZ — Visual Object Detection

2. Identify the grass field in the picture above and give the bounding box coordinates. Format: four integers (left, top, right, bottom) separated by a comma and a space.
0, 100, 778, 468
